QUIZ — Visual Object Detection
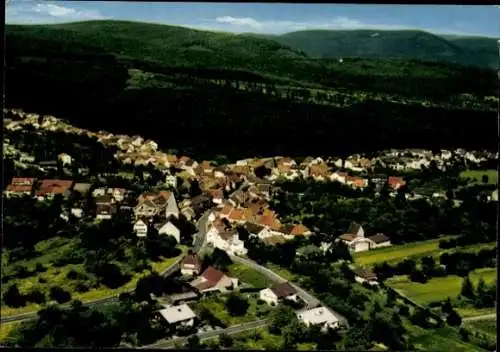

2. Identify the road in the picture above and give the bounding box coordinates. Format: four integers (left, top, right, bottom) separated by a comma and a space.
228, 254, 321, 309
192, 210, 211, 254
462, 313, 497, 322
142, 319, 269, 349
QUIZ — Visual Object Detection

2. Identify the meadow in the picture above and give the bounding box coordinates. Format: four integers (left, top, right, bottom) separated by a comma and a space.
464, 318, 497, 339
386, 267, 497, 306
354, 238, 495, 267
459, 169, 498, 185
227, 264, 273, 289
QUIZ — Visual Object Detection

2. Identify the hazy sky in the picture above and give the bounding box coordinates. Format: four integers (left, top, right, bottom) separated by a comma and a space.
6, 1, 500, 37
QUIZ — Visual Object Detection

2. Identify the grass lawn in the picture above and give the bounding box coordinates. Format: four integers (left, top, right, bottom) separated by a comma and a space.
227, 263, 273, 288
464, 318, 497, 339
354, 236, 456, 267
386, 268, 497, 306
459, 169, 498, 185
265, 263, 296, 282
0, 322, 21, 344
215, 327, 286, 350
1, 245, 187, 317
403, 318, 486, 352
193, 293, 272, 327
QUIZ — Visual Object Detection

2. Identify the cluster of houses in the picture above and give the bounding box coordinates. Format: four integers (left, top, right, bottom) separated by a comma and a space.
155, 252, 343, 333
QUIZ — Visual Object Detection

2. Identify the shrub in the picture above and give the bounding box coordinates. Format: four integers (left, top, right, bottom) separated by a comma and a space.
49, 286, 72, 304
75, 282, 90, 293
3, 284, 26, 308
35, 263, 47, 273
26, 289, 46, 304
38, 277, 47, 284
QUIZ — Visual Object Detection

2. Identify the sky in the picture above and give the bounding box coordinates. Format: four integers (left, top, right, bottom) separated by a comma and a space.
5, 1, 500, 37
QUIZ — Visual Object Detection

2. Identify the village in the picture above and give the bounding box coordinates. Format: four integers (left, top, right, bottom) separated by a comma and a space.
2, 108, 499, 346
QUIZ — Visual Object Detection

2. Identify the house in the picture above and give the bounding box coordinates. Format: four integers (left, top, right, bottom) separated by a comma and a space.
190, 266, 238, 293
336, 223, 373, 253
158, 221, 181, 243
259, 282, 298, 306
208, 228, 248, 256
181, 253, 202, 277
107, 188, 127, 203
4, 177, 36, 197
280, 224, 312, 239
72, 183, 92, 196
38, 160, 58, 171
92, 187, 107, 198
366, 233, 392, 249
35, 180, 73, 200
165, 175, 178, 189
158, 304, 198, 328
95, 195, 113, 206
330, 171, 348, 184
181, 206, 196, 221
297, 307, 341, 331
134, 219, 148, 237
58, 153, 73, 166
243, 222, 267, 238
388, 176, 406, 190
96, 204, 117, 221
353, 267, 379, 285
208, 189, 224, 205
262, 235, 286, 246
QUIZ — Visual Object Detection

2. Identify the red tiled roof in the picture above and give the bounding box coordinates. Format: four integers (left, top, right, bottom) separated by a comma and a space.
290, 224, 310, 236
35, 180, 73, 196
201, 267, 226, 285
6, 185, 33, 193
182, 254, 201, 269
11, 177, 35, 185
221, 204, 233, 216
228, 208, 245, 221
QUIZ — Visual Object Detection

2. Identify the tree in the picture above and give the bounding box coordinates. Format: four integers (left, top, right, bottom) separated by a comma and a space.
3, 283, 26, 308
49, 286, 71, 304
460, 276, 475, 299
26, 289, 46, 304
219, 333, 233, 347
481, 174, 489, 184
186, 334, 201, 350
446, 309, 462, 326
225, 293, 249, 316
441, 297, 453, 314
269, 305, 296, 334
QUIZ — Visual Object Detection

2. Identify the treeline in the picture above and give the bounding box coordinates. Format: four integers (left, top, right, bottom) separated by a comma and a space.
5, 41, 497, 161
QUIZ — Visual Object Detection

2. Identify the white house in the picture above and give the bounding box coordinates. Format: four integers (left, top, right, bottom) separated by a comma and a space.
353, 267, 379, 286
158, 221, 181, 243
165, 175, 178, 189
259, 282, 298, 306
158, 304, 197, 327
181, 253, 201, 277
58, 153, 73, 166
297, 307, 340, 331
165, 193, 180, 219
134, 219, 148, 237
92, 187, 107, 198
366, 233, 392, 249
207, 228, 247, 256
336, 223, 373, 253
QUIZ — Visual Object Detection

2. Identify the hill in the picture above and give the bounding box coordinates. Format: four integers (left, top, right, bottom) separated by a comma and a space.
5, 20, 498, 160
267, 29, 497, 69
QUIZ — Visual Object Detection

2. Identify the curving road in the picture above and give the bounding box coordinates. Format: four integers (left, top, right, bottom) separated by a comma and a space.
228, 254, 321, 309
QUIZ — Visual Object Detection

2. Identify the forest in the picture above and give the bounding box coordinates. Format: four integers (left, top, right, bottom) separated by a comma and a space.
5, 21, 498, 161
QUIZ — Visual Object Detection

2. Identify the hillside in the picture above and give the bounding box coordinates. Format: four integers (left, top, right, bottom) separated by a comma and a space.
5, 20, 498, 160
267, 30, 497, 69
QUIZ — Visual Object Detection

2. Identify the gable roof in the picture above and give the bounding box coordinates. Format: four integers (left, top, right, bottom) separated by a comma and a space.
353, 267, 378, 280
182, 254, 201, 269
346, 222, 362, 235
159, 304, 197, 324
367, 233, 391, 244
200, 266, 226, 285
244, 222, 265, 235
263, 235, 286, 246
35, 179, 73, 196
270, 282, 297, 298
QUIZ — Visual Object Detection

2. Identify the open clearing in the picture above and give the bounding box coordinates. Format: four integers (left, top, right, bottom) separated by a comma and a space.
0, 321, 21, 344
459, 169, 498, 185
354, 236, 455, 266
386, 268, 497, 306
227, 263, 273, 289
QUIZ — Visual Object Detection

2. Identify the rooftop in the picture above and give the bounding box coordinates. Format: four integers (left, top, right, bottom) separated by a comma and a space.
159, 304, 197, 324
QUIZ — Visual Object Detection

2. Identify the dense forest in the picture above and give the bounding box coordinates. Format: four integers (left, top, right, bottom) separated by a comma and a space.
5, 21, 497, 160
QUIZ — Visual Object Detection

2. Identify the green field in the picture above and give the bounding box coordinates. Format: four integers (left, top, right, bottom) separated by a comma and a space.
464, 318, 497, 339
387, 268, 497, 306
227, 263, 273, 288
0, 322, 21, 344
354, 236, 456, 266
404, 321, 487, 352
193, 293, 272, 327
459, 169, 498, 185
